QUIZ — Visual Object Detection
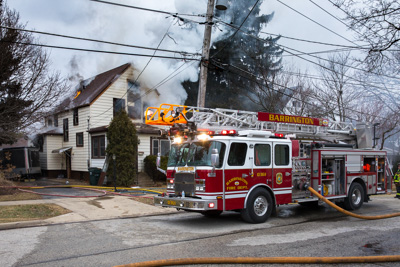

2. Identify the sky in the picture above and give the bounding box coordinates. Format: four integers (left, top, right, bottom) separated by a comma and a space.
6, 0, 360, 106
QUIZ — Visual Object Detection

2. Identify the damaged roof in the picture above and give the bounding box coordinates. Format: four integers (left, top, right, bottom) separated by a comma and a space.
87, 123, 162, 135
56, 63, 131, 113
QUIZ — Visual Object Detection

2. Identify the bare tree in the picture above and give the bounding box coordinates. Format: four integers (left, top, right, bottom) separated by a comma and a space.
355, 101, 400, 150
313, 52, 360, 122
0, 1, 66, 145
245, 67, 293, 113
332, 0, 400, 69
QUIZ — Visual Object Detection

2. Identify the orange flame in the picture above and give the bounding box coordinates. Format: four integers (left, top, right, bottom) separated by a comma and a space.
74, 90, 81, 99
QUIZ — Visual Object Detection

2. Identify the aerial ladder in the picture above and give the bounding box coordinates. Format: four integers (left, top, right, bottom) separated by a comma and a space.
145, 103, 357, 144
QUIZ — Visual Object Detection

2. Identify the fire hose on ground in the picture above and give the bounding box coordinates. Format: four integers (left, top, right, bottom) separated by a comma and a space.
115, 185, 400, 267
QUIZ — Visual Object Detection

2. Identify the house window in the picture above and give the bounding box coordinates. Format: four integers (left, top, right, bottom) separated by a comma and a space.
47, 118, 53, 127
151, 138, 170, 156
63, 118, 69, 142
76, 132, 84, 147
54, 115, 58, 127
113, 98, 126, 116
73, 109, 79, 126
92, 135, 105, 158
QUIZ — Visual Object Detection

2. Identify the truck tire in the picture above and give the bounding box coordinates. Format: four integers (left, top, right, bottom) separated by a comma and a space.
344, 182, 364, 210
241, 188, 273, 223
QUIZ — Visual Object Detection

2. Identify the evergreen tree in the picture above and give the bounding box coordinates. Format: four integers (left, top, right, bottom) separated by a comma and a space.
184, 0, 283, 111
106, 111, 138, 187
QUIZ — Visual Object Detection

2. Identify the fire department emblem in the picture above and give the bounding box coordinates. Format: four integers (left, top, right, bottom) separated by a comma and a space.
276, 173, 283, 185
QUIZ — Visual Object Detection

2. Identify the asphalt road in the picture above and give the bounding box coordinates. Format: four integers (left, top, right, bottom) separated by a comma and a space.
2, 195, 400, 267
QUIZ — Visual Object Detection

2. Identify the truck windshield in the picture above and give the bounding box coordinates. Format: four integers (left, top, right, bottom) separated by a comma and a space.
167, 141, 226, 167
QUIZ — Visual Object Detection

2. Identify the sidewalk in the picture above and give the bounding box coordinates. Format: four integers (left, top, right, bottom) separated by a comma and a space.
0, 195, 177, 230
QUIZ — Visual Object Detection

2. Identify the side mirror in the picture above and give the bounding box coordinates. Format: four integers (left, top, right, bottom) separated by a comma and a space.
156, 153, 161, 167
211, 149, 219, 167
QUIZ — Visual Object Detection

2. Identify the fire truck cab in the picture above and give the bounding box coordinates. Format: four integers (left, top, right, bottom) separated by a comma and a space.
147, 104, 391, 223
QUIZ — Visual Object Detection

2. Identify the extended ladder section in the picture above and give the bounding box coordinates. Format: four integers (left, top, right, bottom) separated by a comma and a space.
145, 104, 356, 143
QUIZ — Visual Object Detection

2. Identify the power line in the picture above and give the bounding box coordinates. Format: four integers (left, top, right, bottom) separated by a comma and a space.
0, 25, 201, 56
1, 40, 201, 61
214, 59, 393, 122
211, 0, 261, 58
90, 0, 201, 17
275, 0, 362, 48
89, 0, 206, 25
216, 19, 400, 82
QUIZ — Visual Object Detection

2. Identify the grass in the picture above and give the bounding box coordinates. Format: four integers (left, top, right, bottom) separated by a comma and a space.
131, 196, 155, 205
0, 204, 70, 223
0, 191, 42, 201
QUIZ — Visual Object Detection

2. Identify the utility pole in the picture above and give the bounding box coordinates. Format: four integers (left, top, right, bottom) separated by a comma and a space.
197, 0, 216, 108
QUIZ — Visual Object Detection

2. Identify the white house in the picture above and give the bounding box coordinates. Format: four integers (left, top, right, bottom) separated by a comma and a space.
39, 63, 169, 180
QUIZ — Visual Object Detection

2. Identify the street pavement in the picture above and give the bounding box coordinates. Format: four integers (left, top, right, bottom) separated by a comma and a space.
0, 179, 398, 231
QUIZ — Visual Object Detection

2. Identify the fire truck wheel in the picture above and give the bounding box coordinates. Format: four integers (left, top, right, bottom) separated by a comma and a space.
344, 182, 364, 210
201, 210, 223, 217
241, 188, 273, 223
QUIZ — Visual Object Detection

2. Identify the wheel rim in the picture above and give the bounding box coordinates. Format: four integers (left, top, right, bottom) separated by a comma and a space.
351, 188, 362, 205
254, 196, 268, 216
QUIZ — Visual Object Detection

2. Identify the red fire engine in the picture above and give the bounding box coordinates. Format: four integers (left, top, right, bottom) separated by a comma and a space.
145, 104, 392, 223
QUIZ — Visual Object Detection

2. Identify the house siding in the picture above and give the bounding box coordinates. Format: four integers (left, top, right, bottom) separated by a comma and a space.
44, 135, 64, 170
137, 133, 152, 172
89, 67, 133, 130
55, 106, 91, 172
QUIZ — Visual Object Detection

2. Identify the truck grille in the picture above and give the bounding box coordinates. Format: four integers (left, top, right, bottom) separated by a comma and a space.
174, 172, 195, 196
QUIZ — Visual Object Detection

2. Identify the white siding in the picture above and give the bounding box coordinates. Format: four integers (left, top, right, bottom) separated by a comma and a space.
44, 135, 64, 170
71, 107, 90, 171
89, 67, 133, 130
56, 107, 91, 172
137, 134, 153, 172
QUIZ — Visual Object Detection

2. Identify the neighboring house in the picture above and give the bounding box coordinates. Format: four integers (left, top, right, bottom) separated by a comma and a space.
39, 63, 169, 180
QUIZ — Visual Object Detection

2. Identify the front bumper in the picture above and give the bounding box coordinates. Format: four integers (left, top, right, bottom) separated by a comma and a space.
154, 196, 218, 211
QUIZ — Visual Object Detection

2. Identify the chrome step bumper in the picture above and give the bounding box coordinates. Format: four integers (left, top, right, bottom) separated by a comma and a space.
154, 196, 218, 211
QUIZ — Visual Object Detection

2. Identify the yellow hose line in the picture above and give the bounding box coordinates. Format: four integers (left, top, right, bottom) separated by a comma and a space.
307, 186, 400, 220
114, 255, 400, 267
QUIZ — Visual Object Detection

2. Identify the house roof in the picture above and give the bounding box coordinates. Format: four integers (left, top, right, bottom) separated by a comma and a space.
56, 63, 131, 113
87, 123, 162, 135
41, 128, 63, 136
0, 136, 33, 149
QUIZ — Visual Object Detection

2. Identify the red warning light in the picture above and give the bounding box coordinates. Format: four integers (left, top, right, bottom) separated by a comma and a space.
275, 133, 284, 138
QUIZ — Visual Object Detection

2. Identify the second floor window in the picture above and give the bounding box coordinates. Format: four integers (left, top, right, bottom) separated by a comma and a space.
113, 98, 126, 117
54, 115, 58, 127
73, 109, 79, 126
76, 132, 84, 147
63, 118, 69, 142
